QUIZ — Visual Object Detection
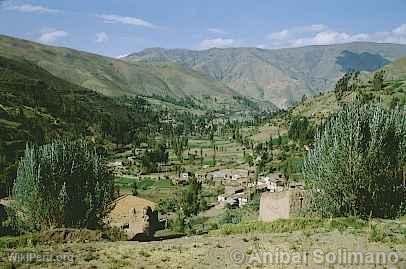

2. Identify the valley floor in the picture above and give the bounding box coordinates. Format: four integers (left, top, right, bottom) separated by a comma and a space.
4, 229, 406, 269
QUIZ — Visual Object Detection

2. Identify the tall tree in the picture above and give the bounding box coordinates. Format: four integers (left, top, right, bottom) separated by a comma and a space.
13, 139, 114, 230
304, 104, 406, 219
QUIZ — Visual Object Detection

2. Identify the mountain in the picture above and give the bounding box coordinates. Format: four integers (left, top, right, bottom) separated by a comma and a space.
384, 57, 406, 80
290, 57, 406, 120
0, 35, 278, 111
127, 42, 406, 108
0, 55, 146, 149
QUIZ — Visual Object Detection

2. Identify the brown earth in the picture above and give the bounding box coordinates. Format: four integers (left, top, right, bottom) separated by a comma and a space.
4, 230, 406, 269
108, 195, 156, 228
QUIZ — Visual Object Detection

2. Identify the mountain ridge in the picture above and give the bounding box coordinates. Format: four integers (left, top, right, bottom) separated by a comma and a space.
127, 42, 406, 107
0, 35, 277, 112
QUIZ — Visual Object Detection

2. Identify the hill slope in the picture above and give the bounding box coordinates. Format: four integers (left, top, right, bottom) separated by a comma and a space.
384, 57, 406, 80
0, 35, 277, 111
290, 57, 406, 120
0, 55, 155, 159
127, 42, 406, 108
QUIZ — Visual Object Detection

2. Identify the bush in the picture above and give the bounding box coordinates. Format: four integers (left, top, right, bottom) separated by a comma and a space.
216, 218, 366, 235
131, 181, 138, 196
157, 198, 177, 214
13, 139, 115, 231
304, 104, 406, 219
368, 223, 386, 242
219, 208, 243, 225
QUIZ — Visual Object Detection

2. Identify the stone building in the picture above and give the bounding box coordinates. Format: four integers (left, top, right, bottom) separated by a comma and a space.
259, 190, 305, 222
128, 206, 160, 241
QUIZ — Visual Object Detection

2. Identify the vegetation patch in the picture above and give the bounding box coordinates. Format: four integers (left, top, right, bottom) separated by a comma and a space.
215, 217, 367, 235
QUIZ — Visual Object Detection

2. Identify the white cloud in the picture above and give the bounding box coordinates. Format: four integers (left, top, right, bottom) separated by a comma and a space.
4, 3, 59, 14
208, 28, 228, 35
96, 32, 109, 43
38, 29, 68, 44
393, 24, 406, 35
98, 14, 156, 28
116, 53, 130, 59
269, 24, 328, 41
268, 24, 406, 48
198, 38, 237, 50
269, 29, 290, 41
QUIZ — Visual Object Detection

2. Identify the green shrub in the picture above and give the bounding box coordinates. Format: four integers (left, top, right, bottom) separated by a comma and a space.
368, 223, 386, 242
304, 104, 406, 219
216, 217, 366, 235
102, 227, 128, 241
13, 139, 114, 231
131, 181, 138, 196
219, 209, 243, 225
157, 198, 177, 214
0, 233, 40, 249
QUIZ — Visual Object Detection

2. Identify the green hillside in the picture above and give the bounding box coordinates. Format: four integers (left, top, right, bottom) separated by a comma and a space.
384, 57, 406, 80
127, 42, 406, 108
0, 35, 277, 111
0, 55, 157, 160
290, 58, 406, 120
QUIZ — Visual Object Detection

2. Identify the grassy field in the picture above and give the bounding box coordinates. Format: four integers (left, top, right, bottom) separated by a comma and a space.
115, 177, 177, 203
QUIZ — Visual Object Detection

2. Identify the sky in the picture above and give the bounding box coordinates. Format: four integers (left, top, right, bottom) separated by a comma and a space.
0, 0, 406, 58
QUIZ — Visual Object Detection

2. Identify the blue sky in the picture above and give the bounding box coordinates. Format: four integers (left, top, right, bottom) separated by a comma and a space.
1, 0, 406, 57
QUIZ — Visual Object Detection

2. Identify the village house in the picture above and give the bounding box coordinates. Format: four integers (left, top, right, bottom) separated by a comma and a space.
260, 173, 287, 192
208, 168, 250, 183
180, 172, 190, 182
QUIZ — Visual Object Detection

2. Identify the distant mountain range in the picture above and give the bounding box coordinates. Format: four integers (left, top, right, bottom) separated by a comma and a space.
0, 35, 241, 98
1, 34, 406, 109
127, 42, 406, 107
0, 35, 277, 112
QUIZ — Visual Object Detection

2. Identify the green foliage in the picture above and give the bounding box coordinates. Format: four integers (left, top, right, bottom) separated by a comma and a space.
140, 143, 169, 173
219, 208, 243, 225
334, 71, 360, 103
150, 94, 200, 109
170, 209, 189, 233
101, 227, 128, 241
131, 181, 138, 196
169, 177, 208, 233
0, 162, 17, 198
217, 217, 366, 235
304, 104, 406, 219
169, 136, 188, 162
157, 198, 177, 214
0, 233, 40, 249
13, 139, 114, 231
179, 177, 207, 218
368, 223, 386, 242
372, 70, 385, 91
288, 116, 315, 144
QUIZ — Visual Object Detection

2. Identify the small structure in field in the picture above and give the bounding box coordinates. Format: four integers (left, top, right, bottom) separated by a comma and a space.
259, 190, 305, 222
208, 169, 249, 183
180, 172, 190, 181
128, 206, 160, 240
173, 172, 193, 185
108, 195, 164, 240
